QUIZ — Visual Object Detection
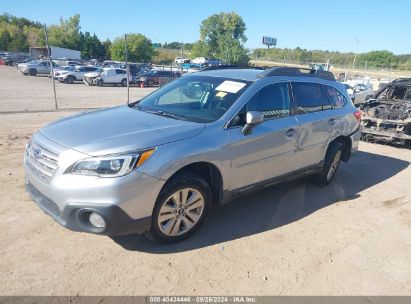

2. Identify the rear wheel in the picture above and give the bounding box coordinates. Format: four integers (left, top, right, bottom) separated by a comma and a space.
29, 68, 37, 76
147, 173, 211, 243
313, 141, 343, 185
121, 78, 127, 87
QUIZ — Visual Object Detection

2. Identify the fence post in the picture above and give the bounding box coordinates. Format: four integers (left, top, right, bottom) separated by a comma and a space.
44, 24, 58, 110
124, 34, 129, 104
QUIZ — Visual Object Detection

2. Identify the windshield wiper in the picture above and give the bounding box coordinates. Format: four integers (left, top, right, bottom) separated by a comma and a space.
142, 108, 187, 120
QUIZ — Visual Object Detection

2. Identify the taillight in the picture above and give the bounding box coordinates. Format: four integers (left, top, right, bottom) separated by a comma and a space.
354, 110, 362, 122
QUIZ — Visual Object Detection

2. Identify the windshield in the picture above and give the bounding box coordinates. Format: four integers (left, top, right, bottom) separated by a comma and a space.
377, 85, 411, 101
134, 75, 251, 123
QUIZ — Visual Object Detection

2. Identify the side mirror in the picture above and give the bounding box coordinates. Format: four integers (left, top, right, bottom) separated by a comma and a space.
242, 111, 264, 135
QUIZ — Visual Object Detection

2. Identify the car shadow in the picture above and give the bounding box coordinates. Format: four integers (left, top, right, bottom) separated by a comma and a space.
112, 151, 409, 253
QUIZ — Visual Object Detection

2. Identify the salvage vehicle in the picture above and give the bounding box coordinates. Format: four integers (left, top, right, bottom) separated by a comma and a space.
24, 67, 361, 243
52, 66, 76, 78
17, 60, 57, 76
57, 66, 100, 84
137, 70, 180, 87
83, 67, 130, 86
343, 83, 373, 105
360, 78, 411, 145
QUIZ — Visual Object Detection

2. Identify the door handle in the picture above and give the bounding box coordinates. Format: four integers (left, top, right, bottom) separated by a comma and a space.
285, 128, 296, 138
328, 118, 335, 126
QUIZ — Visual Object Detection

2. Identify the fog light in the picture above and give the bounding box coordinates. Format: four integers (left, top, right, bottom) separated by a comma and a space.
89, 212, 106, 229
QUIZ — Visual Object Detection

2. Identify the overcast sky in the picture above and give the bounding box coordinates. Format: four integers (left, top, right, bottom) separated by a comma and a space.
2, 0, 410, 54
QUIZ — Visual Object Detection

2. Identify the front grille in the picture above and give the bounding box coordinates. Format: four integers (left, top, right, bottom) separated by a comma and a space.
25, 140, 59, 181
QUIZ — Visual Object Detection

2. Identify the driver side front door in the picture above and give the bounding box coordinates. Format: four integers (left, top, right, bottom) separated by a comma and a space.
226, 82, 300, 191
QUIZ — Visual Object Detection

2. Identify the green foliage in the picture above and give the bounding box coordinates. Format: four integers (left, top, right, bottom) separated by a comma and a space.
251, 47, 410, 70
153, 48, 178, 65
163, 42, 194, 50
47, 15, 81, 50
193, 12, 249, 65
102, 39, 112, 60
357, 50, 398, 68
0, 13, 43, 51
110, 33, 154, 63
80, 32, 106, 60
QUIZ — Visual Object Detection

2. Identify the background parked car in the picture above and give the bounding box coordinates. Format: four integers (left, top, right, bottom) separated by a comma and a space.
53, 66, 76, 78
17, 60, 57, 76
57, 66, 100, 83
137, 70, 180, 87
83, 67, 131, 86
175, 57, 189, 64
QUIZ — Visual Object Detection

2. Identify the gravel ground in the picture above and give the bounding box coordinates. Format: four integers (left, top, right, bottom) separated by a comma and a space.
0, 66, 410, 295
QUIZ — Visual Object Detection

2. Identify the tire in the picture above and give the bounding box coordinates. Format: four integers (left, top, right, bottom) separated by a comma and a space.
312, 141, 344, 186
65, 75, 75, 84
96, 79, 103, 86
121, 78, 127, 87
29, 68, 37, 76
147, 173, 212, 243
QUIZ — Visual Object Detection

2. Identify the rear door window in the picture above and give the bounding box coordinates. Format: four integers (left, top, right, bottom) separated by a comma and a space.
291, 82, 330, 113
323, 85, 347, 108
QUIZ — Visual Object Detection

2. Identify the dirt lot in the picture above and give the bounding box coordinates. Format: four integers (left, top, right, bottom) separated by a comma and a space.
0, 66, 411, 295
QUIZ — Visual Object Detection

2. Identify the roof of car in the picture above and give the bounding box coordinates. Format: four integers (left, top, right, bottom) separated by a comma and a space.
390, 78, 411, 86
195, 69, 262, 81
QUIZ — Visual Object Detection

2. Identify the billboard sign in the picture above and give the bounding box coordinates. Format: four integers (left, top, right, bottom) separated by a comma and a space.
262, 36, 277, 47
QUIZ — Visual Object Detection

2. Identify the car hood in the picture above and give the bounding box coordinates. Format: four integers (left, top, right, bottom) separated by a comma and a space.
84, 71, 100, 77
39, 105, 206, 156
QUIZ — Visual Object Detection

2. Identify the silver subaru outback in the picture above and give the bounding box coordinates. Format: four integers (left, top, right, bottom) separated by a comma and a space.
24, 67, 361, 243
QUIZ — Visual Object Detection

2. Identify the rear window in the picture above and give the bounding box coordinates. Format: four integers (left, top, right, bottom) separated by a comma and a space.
323, 85, 348, 108
292, 82, 331, 113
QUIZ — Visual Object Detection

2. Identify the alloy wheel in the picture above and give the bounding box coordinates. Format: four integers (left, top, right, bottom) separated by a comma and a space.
157, 188, 205, 237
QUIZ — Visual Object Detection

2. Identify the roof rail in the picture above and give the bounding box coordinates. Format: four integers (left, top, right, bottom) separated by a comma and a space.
200, 65, 265, 71
258, 66, 336, 81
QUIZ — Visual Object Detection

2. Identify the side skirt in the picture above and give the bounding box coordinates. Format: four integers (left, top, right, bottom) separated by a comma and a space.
220, 163, 323, 205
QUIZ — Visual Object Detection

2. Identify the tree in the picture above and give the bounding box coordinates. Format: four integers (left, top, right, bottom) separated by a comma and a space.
47, 14, 81, 50
102, 39, 112, 60
80, 32, 106, 60
193, 12, 249, 64
110, 33, 154, 62
0, 27, 11, 50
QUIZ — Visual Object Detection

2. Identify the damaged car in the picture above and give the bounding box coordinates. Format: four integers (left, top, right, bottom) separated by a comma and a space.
360, 78, 411, 145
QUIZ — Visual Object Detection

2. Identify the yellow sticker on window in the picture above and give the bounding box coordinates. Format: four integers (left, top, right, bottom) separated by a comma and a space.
216, 91, 228, 98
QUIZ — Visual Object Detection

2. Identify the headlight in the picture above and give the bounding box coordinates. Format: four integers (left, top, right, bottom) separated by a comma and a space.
71, 148, 155, 177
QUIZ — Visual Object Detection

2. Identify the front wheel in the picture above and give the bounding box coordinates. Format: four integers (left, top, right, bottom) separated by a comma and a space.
312, 141, 343, 185
96, 79, 103, 86
147, 173, 211, 243
29, 68, 37, 76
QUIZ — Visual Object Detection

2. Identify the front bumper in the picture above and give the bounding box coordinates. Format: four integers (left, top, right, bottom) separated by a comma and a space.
26, 182, 151, 236
24, 132, 165, 236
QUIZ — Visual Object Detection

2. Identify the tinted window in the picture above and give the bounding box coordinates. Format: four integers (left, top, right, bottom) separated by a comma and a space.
246, 83, 290, 119
292, 82, 330, 113
115, 69, 126, 74
323, 85, 347, 108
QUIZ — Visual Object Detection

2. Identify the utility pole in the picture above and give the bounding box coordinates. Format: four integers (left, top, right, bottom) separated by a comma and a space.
124, 34, 129, 104
44, 24, 57, 110
180, 42, 183, 75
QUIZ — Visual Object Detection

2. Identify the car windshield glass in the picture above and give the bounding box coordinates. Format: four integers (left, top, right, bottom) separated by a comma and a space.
134, 75, 251, 123
378, 85, 411, 101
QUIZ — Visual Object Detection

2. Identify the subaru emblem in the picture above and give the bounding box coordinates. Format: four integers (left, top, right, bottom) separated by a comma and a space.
33, 148, 42, 159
